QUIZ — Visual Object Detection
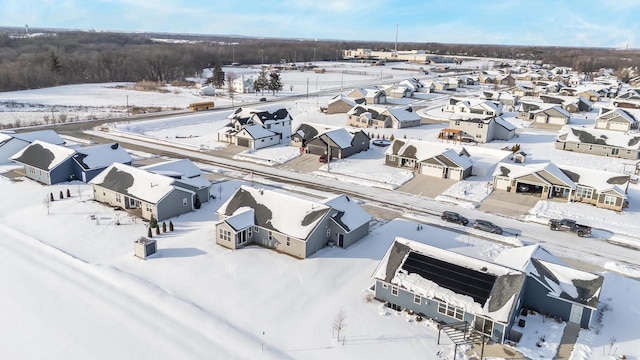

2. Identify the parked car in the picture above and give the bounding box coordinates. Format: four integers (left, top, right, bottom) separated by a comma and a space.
441, 211, 469, 226
319, 154, 332, 163
473, 219, 503, 235
259, 97, 267, 102
548, 218, 591, 237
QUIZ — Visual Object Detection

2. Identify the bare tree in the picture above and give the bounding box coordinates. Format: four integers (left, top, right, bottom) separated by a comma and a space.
333, 309, 346, 341
43, 195, 51, 215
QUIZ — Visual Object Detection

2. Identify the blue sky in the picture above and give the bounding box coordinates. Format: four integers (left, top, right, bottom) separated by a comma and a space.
2, 0, 639, 48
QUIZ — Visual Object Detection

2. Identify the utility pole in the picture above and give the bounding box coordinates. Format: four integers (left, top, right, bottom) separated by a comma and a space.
126, 95, 130, 117
261, 49, 264, 66
306, 78, 309, 99
313, 48, 316, 64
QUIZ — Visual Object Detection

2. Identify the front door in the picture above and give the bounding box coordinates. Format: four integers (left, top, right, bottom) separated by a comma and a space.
569, 304, 583, 324
338, 234, 344, 247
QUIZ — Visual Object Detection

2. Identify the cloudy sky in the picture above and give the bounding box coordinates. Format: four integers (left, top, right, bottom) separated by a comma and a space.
2, 0, 638, 48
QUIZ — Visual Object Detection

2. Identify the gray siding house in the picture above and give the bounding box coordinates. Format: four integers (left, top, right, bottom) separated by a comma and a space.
215, 186, 371, 259
385, 139, 473, 180
71, 142, 132, 182
305, 128, 370, 159
555, 125, 640, 160
374, 239, 603, 344
447, 115, 516, 143
142, 158, 211, 204
0, 129, 65, 164
10, 140, 77, 185
594, 108, 638, 132
90, 163, 198, 221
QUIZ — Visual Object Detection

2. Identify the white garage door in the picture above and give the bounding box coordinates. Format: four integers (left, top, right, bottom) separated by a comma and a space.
421, 164, 444, 178
548, 116, 567, 125
495, 177, 511, 190
449, 168, 462, 180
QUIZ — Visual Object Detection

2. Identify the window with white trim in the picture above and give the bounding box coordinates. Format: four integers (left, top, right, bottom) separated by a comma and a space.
183, 198, 188, 206
604, 195, 617, 206
326, 228, 331, 237
414, 294, 421, 304
575, 186, 593, 198
268, 231, 273, 241
391, 285, 398, 296
248, 227, 253, 237
219, 228, 231, 242
382, 283, 388, 289
286, 237, 290, 246
115, 193, 121, 203
254, 226, 259, 232
437, 302, 464, 320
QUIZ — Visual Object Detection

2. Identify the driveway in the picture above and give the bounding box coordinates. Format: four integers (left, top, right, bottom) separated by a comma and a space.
479, 190, 541, 218
397, 175, 457, 198
277, 153, 323, 173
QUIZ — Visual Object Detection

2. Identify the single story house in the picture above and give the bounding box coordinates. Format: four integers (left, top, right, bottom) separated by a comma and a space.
385, 139, 473, 180
346, 87, 386, 104
215, 186, 371, 259
10, 140, 76, 185
0, 129, 65, 164
373, 239, 603, 344
141, 158, 211, 203
530, 105, 571, 125
594, 108, 638, 132
373, 237, 526, 344
492, 161, 629, 211
445, 98, 503, 117
326, 94, 362, 114
384, 106, 422, 129
555, 125, 640, 160
90, 162, 200, 221
71, 142, 132, 183
304, 127, 370, 159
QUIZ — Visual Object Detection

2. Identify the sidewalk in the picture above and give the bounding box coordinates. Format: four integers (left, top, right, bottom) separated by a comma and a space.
554, 322, 580, 360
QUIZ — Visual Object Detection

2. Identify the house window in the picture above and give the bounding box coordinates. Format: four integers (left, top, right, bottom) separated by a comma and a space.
438, 302, 464, 320
219, 228, 231, 242
261, 139, 265, 142
115, 193, 121, 203
268, 231, 273, 241
575, 186, 593, 198
455, 121, 461, 126
478, 123, 483, 128
183, 198, 188, 206
286, 237, 290, 246
414, 294, 421, 304
611, 148, 619, 156
476, 134, 482, 138
254, 226, 259, 233
248, 227, 253, 237
382, 283, 388, 289
391, 286, 399, 296
388, 155, 397, 161
327, 228, 331, 237
604, 195, 617, 206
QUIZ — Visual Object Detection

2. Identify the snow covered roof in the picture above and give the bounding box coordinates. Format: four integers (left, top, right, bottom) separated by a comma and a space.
90, 162, 190, 204
559, 164, 629, 195
224, 208, 255, 231
322, 194, 371, 232
529, 259, 603, 309
142, 158, 211, 189
597, 108, 637, 124
328, 94, 357, 106
385, 139, 471, 168
8, 130, 65, 145
322, 128, 354, 149
10, 140, 75, 171
558, 125, 640, 150
241, 124, 277, 139
72, 143, 132, 170
293, 122, 341, 143
494, 116, 517, 131
383, 106, 421, 122
217, 186, 331, 240
494, 245, 566, 275
492, 162, 576, 189
373, 237, 525, 324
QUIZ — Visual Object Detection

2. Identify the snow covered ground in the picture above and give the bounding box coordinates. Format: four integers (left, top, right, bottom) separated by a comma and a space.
2, 63, 640, 359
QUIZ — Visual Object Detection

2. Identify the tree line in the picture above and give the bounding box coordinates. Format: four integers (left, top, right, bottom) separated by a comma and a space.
0, 29, 638, 92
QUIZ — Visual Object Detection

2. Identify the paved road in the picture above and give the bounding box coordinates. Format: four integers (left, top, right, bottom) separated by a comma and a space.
77, 128, 640, 276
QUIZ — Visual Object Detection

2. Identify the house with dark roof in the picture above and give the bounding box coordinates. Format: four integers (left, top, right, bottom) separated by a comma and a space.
142, 158, 211, 204
291, 123, 370, 159
217, 107, 292, 149
0, 129, 65, 164
612, 88, 640, 109
555, 125, 640, 160
492, 161, 629, 211
215, 186, 371, 259
347, 105, 392, 128
373, 239, 603, 344
372, 238, 526, 344
384, 139, 473, 180
90, 162, 202, 221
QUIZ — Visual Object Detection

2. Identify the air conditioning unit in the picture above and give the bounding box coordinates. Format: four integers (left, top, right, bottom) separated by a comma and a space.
134, 237, 157, 259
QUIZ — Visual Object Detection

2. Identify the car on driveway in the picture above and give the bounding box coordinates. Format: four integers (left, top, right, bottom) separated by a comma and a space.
259, 97, 267, 102
441, 211, 469, 226
319, 154, 332, 163
473, 219, 503, 235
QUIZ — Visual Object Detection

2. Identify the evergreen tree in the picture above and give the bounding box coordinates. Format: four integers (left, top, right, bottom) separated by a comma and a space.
147, 227, 153, 238
211, 64, 225, 88
149, 214, 158, 229
254, 69, 269, 95
194, 195, 202, 209
268, 71, 283, 95
59, 190, 64, 199
155, 225, 160, 235
169, 221, 174, 232
50, 192, 54, 202
390, 134, 395, 141
162, 222, 167, 233
49, 52, 62, 74
66, 189, 71, 197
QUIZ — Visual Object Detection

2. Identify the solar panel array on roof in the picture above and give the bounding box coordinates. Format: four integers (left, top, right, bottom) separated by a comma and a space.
401, 252, 497, 304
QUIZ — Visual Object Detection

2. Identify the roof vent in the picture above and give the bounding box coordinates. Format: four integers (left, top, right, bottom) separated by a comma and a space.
111, 143, 119, 149
480, 266, 488, 272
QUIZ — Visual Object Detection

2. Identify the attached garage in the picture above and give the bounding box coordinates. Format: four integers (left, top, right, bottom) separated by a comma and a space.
421, 163, 444, 178
448, 168, 463, 180
548, 116, 567, 125
495, 176, 511, 190
236, 138, 251, 147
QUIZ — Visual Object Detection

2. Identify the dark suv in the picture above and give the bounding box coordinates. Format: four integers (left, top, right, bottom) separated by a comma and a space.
441, 211, 469, 226
473, 219, 503, 235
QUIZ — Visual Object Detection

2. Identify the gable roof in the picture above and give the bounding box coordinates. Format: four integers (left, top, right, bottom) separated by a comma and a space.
492, 161, 576, 189
240, 124, 277, 139
322, 194, 371, 232
141, 158, 211, 189
217, 186, 331, 240
373, 238, 525, 323
529, 259, 603, 308
72, 142, 132, 171
559, 164, 629, 195
90, 162, 191, 204
293, 123, 341, 143
494, 244, 566, 275
321, 128, 355, 149
597, 108, 637, 124
494, 116, 517, 131
5, 130, 65, 145
10, 140, 75, 171
383, 106, 421, 122
328, 94, 357, 107
558, 125, 640, 150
